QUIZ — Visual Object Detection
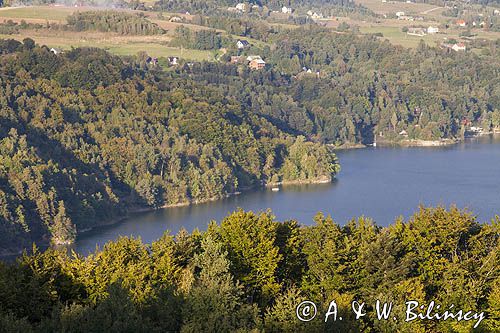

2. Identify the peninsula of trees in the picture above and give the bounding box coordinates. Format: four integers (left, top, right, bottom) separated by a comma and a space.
0, 206, 498, 332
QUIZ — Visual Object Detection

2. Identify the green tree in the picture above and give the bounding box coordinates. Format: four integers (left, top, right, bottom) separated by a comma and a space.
219, 210, 282, 306
181, 235, 259, 332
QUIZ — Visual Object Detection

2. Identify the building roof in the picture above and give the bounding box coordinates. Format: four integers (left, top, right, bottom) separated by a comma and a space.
237, 40, 250, 46
246, 55, 262, 61
251, 59, 266, 64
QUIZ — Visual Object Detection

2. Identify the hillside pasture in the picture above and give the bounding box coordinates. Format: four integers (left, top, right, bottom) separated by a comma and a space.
0, 29, 213, 61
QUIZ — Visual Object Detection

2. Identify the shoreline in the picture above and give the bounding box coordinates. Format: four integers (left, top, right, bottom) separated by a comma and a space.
3, 133, 499, 258
77, 177, 335, 238
1, 177, 336, 258
329, 137, 461, 150
76, 190, 248, 238
377, 138, 459, 147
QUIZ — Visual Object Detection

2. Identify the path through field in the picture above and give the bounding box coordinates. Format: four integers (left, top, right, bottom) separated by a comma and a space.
421, 6, 443, 15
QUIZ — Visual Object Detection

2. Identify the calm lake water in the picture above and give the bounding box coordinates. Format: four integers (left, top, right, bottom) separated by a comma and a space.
74, 135, 500, 255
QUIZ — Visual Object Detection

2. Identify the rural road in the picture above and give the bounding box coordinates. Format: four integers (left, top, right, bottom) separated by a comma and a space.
421, 7, 443, 15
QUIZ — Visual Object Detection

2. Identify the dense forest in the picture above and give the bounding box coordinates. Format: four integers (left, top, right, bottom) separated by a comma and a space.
263, 27, 499, 143
0, 39, 339, 253
66, 11, 165, 35
170, 26, 228, 50
0, 206, 498, 332
166, 25, 499, 145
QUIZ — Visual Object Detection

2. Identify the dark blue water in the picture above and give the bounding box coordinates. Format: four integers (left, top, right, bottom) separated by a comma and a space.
74, 135, 500, 255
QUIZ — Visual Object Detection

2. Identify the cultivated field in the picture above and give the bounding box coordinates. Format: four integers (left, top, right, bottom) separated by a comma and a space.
0, 6, 221, 60
0, 28, 214, 60
355, 0, 440, 15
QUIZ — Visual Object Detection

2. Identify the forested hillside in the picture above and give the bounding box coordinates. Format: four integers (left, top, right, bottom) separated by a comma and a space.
167, 26, 499, 145
0, 206, 498, 332
0, 39, 339, 253
264, 27, 500, 143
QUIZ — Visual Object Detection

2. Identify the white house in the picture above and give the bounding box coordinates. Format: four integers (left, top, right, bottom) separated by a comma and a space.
407, 27, 426, 36
282, 6, 292, 14
168, 56, 179, 65
246, 55, 263, 62
50, 47, 63, 55
427, 26, 439, 34
312, 12, 323, 19
236, 40, 250, 49
396, 11, 405, 17
452, 42, 466, 51
235, 3, 247, 12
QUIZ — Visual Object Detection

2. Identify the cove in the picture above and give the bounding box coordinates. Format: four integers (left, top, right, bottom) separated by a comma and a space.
73, 135, 500, 255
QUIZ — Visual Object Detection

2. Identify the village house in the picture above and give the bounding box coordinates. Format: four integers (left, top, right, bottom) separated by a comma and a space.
427, 26, 439, 34
452, 42, 466, 51
312, 12, 323, 19
407, 27, 426, 36
456, 19, 467, 27
246, 55, 262, 62
236, 40, 250, 49
249, 58, 266, 70
235, 3, 247, 12
307, 10, 323, 19
398, 15, 414, 21
169, 16, 182, 22
442, 42, 466, 52
167, 56, 179, 66
50, 47, 63, 55
230, 56, 243, 64
396, 11, 405, 17
282, 6, 293, 14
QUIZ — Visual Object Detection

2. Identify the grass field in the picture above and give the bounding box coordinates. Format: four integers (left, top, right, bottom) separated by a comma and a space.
360, 26, 443, 47
360, 24, 500, 48
0, 29, 213, 61
0, 6, 83, 23
354, 0, 439, 15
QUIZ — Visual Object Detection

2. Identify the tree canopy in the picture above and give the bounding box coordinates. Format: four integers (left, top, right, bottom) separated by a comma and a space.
0, 206, 498, 332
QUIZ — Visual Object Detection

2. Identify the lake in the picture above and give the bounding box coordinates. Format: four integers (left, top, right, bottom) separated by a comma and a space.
73, 135, 500, 255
